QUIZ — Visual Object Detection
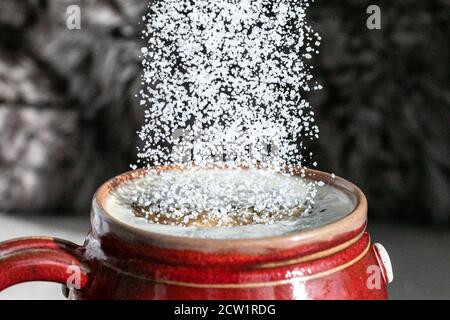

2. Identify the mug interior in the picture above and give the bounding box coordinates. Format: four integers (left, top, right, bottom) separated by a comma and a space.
92, 164, 367, 253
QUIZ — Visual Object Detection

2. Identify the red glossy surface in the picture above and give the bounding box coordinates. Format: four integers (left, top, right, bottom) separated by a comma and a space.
0, 238, 89, 291
72, 231, 387, 300
0, 232, 387, 299
0, 168, 390, 299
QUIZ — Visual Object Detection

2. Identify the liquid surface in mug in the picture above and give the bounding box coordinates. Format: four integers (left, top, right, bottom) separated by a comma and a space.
104, 168, 354, 239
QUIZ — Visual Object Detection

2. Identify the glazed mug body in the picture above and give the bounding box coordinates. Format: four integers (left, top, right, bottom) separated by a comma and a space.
0, 166, 393, 300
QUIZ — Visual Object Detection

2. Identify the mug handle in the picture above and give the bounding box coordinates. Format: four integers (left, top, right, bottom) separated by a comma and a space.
0, 237, 90, 292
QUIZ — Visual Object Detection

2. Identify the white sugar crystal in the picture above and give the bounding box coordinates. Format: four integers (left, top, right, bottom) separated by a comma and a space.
130, 0, 322, 226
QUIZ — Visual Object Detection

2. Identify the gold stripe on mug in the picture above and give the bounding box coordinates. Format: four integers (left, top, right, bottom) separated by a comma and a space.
254, 229, 365, 269
101, 239, 371, 289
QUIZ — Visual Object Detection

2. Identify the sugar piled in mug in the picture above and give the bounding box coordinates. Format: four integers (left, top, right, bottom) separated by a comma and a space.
105, 168, 354, 239
112, 168, 318, 227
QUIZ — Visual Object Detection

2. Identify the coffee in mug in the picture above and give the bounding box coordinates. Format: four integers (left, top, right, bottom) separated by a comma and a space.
105, 167, 354, 239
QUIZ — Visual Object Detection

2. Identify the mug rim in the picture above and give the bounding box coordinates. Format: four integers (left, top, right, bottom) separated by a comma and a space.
92, 164, 367, 252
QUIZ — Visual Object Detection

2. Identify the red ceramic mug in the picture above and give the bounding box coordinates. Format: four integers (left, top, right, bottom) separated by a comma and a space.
0, 166, 393, 299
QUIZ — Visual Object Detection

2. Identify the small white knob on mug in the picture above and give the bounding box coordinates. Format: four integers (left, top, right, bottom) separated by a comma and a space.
373, 243, 394, 284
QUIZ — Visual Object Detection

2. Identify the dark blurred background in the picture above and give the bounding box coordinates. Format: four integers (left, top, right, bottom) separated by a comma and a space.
0, 0, 449, 299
